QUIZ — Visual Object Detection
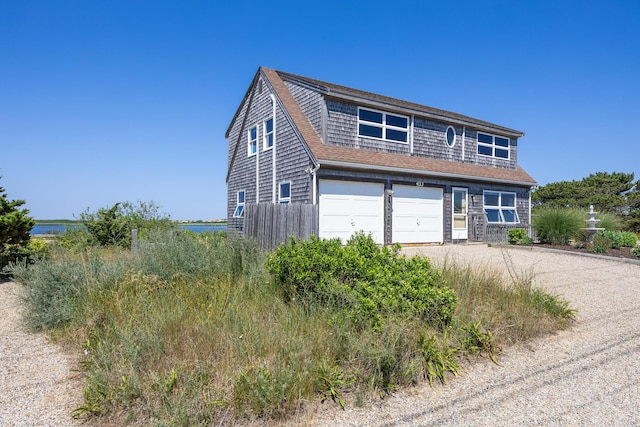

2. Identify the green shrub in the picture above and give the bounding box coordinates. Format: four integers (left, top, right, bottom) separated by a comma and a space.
507, 228, 533, 245
593, 230, 637, 249
619, 231, 638, 247
596, 211, 622, 231
631, 246, 640, 258
266, 232, 457, 330
590, 234, 612, 253
533, 208, 584, 245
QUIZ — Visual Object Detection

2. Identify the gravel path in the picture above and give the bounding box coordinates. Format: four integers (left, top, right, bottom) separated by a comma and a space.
305, 244, 640, 426
0, 280, 83, 427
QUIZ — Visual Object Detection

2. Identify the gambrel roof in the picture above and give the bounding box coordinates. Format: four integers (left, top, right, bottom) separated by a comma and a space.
227, 67, 536, 186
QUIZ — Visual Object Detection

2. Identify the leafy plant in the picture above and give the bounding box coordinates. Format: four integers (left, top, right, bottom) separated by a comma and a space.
418, 333, 459, 386
0, 177, 36, 271
589, 234, 612, 253
266, 232, 457, 330
631, 246, 640, 258
507, 228, 533, 245
314, 361, 354, 409
458, 321, 500, 363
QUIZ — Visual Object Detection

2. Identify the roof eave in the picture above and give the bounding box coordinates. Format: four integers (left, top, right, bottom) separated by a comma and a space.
318, 159, 537, 187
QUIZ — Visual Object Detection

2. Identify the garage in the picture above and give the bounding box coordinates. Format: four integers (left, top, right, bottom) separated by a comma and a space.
319, 180, 384, 244
392, 185, 443, 244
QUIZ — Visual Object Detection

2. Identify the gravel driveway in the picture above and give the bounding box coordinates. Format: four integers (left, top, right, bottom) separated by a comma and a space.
306, 244, 640, 426
0, 280, 83, 427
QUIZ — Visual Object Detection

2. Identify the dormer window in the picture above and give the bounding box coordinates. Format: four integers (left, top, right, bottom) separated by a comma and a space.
358, 107, 408, 143
477, 132, 509, 159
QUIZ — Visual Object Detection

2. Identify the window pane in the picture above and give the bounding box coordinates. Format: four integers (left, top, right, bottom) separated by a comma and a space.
250, 141, 257, 154
478, 145, 493, 156
501, 193, 515, 207
485, 208, 501, 223
502, 209, 518, 223
478, 133, 493, 143
238, 191, 245, 203
280, 182, 290, 199
250, 127, 257, 140
454, 191, 464, 214
233, 205, 244, 218
265, 118, 273, 133
453, 215, 466, 229
359, 124, 383, 138
386, 128, 407, 142
484, 192, 499, 206
359, 109, 383, 123
386, 114, 408, 128
495, 136, 509, 147
495, 148, 509, 158
265, 134, 273, 148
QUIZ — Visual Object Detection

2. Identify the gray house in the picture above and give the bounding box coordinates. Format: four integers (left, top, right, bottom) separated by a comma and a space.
226, 67, 536, 245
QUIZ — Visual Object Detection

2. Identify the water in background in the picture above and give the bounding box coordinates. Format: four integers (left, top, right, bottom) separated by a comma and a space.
31, 223, 227, 235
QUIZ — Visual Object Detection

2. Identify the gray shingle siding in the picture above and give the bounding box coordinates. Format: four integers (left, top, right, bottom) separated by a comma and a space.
227, 75, 315, 231
284, 80, 324, 141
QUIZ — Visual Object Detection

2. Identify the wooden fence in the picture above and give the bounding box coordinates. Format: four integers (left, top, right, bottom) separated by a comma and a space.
244, 203, 319, 250
470, 214, 536, 243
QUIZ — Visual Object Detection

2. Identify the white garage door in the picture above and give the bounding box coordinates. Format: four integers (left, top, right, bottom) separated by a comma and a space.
319, 180, 384, 244
392, 185, 443, 244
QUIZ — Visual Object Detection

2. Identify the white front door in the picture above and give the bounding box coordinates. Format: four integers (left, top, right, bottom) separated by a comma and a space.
392, 185, 443, 244
319, 180, 384, 244
452, 187, 468, 240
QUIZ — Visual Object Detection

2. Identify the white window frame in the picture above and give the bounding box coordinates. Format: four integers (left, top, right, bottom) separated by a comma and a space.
477, 132, 510, 159
233, 190, 245, 217
357, 107, 409, 144
263, 117, 274, 151
278, 181, 291, 205
247, 126, 258, 156
446, 125, 457, 147
483, 190, 519, 224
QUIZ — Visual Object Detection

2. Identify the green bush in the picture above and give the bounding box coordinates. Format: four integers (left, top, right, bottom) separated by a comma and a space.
533, 208, 584, 245
266, 232, 457, 330
593, 230, 637, 249
596, 211, 622, 231
507, 228, 533, 245
619, 231, 638, 247
589, 234, 612, 253
631, 246, 640, 258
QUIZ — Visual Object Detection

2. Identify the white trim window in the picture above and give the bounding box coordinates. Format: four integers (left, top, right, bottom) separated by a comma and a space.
483, 191, 519, 223
233, 190, 245, 217
358, 107, 408, 143
446, 125, 456, 147
477, 132, 510, 159
279, 181, 291, 205
263, 117, 274, 150
248, 126, 258, 156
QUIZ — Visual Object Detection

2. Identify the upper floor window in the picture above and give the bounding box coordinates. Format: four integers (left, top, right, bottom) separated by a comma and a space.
233, 190, 245, 217
477, 132, 509, 159
248, 126, 258, 156
358, 107, 408, 143
263, 118, 274, 150
484, 191, 518, 223
446, 126, 456, 147
279, 181, 291, 205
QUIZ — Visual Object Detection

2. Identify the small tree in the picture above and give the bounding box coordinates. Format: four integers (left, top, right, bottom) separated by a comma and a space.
1, 177, 36, 269
79, 201, 174, 248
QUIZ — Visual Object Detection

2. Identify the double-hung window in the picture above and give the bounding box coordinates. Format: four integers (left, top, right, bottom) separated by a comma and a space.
477, 132, 510, 159
279, 181, 291, 205
358, 107, 408, 143
233, 190, 245, 217
263, 118, 274, 150
484, 191, 518, 223
248, 126, 258, 156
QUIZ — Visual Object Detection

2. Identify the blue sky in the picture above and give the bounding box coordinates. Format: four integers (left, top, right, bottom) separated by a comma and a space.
1, 1, 638, 220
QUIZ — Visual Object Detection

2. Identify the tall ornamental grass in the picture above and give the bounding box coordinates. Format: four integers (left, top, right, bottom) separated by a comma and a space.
8, 231, 576, 425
